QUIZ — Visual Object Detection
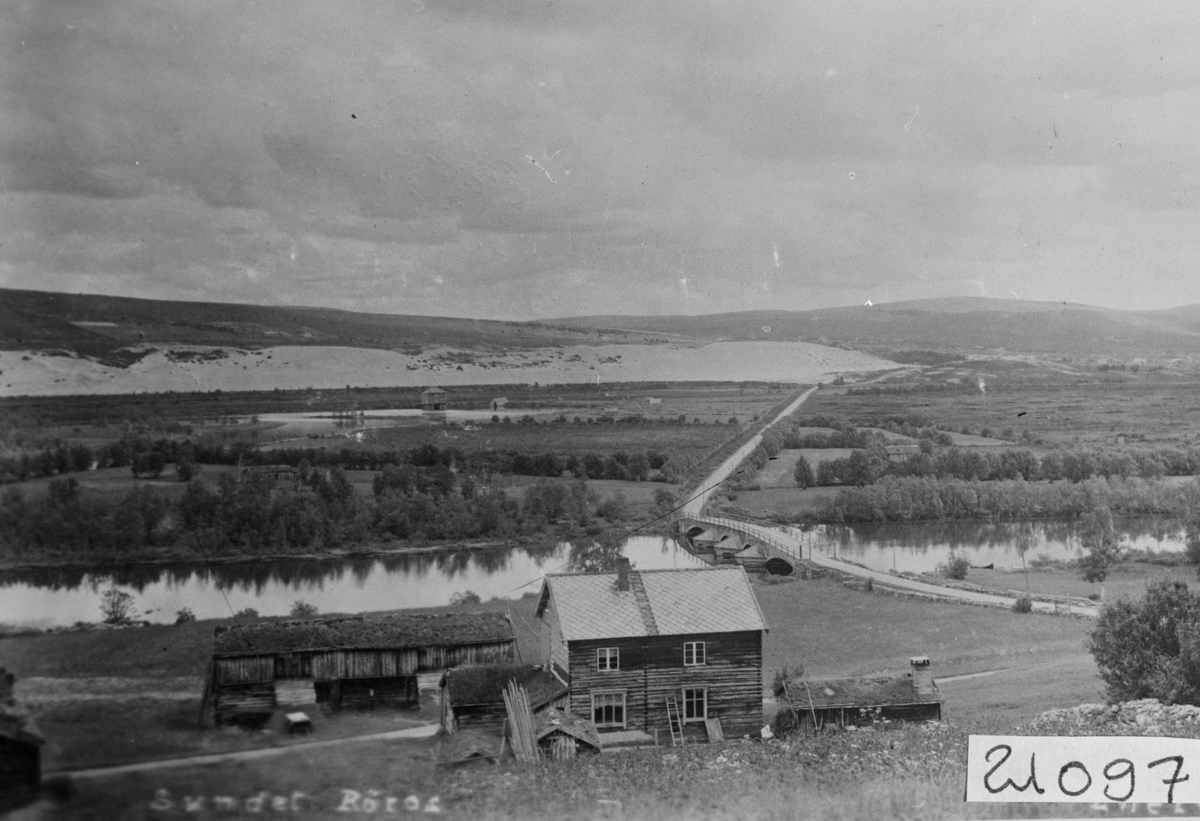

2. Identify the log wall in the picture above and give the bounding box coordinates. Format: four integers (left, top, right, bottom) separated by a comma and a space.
0, 738, 39, 806
213, 682, 276, 725
565, 631, 763, 739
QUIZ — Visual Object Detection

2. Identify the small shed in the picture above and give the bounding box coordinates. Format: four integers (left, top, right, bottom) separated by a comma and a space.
491, 397, 509, 411
205, 612, 515, 726
0, 669, 43, 809
440, 665, 568, 735
535, 708, 602, 759
421, 387, 448, 410
775, 657, 943, 733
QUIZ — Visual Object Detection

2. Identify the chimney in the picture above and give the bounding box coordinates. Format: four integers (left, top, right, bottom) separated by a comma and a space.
617, 558, 631, 592
909, 656, 934, 695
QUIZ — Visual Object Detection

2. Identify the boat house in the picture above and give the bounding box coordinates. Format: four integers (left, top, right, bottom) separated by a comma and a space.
205, 612, 515, 726
536, 562, 768, 743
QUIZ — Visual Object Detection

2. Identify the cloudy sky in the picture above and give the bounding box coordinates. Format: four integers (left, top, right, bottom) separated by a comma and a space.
3, 1, 1200, 320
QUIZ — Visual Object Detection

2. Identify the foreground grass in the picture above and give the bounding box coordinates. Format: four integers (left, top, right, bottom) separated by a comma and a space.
37, 723, 1131, 821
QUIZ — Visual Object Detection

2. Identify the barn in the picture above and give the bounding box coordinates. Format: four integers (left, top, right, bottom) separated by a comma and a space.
440, 664, 568, 735
774, 657, 943, 732
537, 561, 768, 743
204, 612, 515, 726
0, 669, 43, 810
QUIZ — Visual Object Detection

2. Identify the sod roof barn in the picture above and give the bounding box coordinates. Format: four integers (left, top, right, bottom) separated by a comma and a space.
537, 562, 768, 743
205, 612, 515, 725
774, 657, 943, 733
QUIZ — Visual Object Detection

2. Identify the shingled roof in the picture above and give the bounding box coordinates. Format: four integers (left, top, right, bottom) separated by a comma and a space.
536, 566, 767, 640
442, 665, 567, 710
776, 674, 942, 709
213, 612, 513, 655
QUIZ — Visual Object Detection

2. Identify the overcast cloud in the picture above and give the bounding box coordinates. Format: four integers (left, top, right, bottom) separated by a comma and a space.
3, 1, 1200, 319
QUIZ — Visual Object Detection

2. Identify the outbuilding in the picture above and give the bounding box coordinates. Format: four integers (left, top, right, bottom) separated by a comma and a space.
421, 387, 448, 410
0, 669, 43, 810
205, 612, 515, 726
774, 657, 943, 733
440, 664, 568, 735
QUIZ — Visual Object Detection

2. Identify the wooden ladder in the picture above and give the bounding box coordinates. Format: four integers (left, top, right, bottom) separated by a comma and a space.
665, 696, 685, 747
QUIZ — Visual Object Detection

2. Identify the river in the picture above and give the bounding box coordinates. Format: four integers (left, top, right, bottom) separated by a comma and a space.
0, 535, 705, 630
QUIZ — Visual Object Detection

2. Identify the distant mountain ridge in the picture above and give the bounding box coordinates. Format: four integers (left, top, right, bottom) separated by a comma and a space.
3, 288, 1200, 358
550, 297, 1200, 356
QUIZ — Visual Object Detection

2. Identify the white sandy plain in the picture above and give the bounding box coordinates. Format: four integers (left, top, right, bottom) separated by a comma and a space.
0, 341, 897, 396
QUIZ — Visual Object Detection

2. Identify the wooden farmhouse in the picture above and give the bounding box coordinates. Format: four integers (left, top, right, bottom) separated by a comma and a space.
440, 664, 568, 735
775, 657, 943, 733
536, 562, 768, 742
205, 612, 515, 726
0, 669, 43, 810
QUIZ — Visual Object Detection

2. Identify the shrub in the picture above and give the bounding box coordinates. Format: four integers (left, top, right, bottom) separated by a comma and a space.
1012, 595, 1033, 613
1088, 579, 1200, 704
450, 590, 481, 606
174, 607, 196, 625
864, 576, 874, 593
944, 554, 970, 581
235, 607, 260, 620
100, 588, 138, 625
290, 600, 318, 618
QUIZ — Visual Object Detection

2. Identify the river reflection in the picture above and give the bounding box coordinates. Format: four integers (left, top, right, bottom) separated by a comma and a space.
817, 517, 1185, 574
0, 536, 705, 629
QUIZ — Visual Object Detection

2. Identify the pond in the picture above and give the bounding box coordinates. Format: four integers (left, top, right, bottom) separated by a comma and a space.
0, 535, 705, 630
810, 517, 1186, 575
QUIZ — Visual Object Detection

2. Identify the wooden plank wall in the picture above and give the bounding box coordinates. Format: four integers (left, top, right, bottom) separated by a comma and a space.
214, 656, 273, 684
566, 631, 763, 739
541, 598, 569, 680
338, 676, 418, 709
213, 682, 276, 724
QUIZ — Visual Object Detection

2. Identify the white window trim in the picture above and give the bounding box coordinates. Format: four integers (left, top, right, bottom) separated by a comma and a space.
591, 690, 627, 729
596, 647, 619, 671
681, 687, 708, 723
683, 641, 706, 666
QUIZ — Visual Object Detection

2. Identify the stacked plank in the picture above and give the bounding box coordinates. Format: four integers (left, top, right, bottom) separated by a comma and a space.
502, 681, 538, 763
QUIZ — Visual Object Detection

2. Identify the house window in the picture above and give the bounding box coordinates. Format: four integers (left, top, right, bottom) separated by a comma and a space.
682, 688, 707, 722
597, 647, 619, 671
592, 691, 626, 729
683, 641, 706, 666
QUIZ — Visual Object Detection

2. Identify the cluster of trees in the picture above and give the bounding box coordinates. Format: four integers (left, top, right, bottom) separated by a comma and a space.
815, 475, 1187, 524
1089, 580, 1200, 704
0, 468, 633, 561
0, 435, 679, 484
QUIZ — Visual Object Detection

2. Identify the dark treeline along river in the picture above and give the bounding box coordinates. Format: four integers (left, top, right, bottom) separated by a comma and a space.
1, 517, 1187, 629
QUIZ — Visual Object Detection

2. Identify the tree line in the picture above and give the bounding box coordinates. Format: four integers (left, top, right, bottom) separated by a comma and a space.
0, 467, 633, 562
0, 436, 676, 483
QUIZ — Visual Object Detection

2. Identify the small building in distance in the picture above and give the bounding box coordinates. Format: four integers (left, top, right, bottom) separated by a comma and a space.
535, 707, 602, 759
205, 612, 515, 726
0, 668, 44, 810
421, 387, 448, 410
537, 562, 768, 743
774, 657, 943, 733
440, 664, 568, 736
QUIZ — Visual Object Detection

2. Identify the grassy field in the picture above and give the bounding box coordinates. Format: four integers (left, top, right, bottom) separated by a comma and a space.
803, 368, 1200, 447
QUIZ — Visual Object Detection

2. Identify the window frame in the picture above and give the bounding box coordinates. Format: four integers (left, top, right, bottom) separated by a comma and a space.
591, 690, 627, 729
683, 641, 706, 666
596, 647, 620, 672
681, 687, 708, 723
